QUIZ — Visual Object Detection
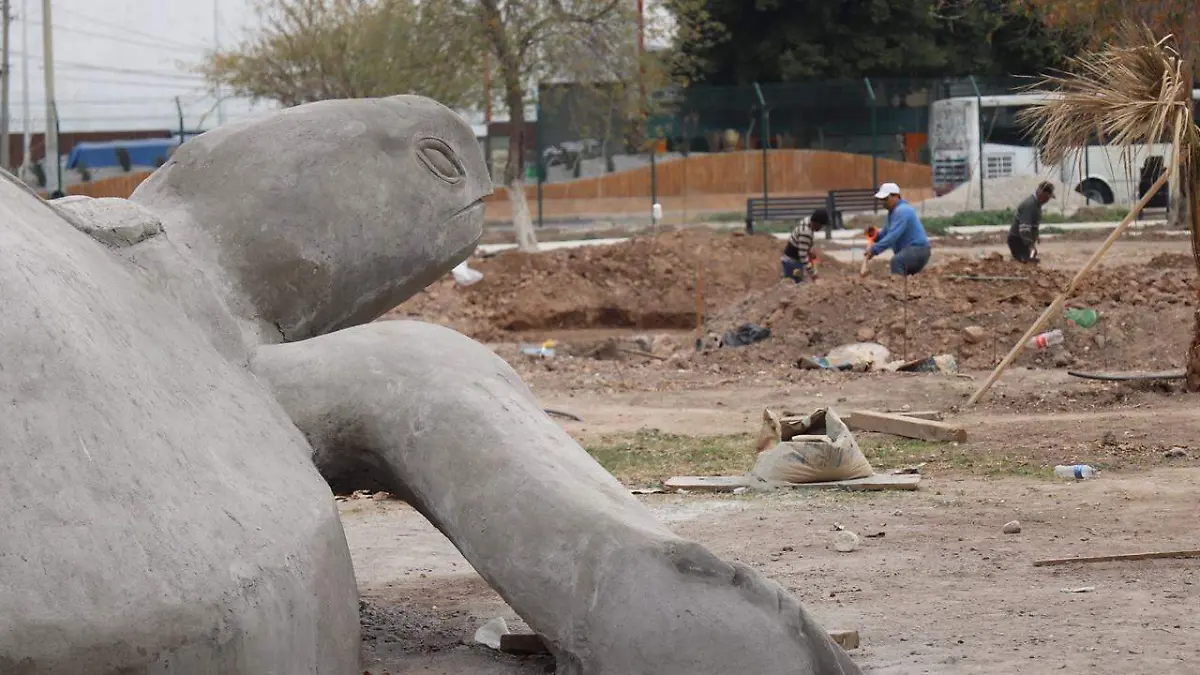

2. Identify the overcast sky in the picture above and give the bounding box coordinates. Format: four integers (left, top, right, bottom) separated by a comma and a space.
8, 0, 672, 134
9, 0, 266, 134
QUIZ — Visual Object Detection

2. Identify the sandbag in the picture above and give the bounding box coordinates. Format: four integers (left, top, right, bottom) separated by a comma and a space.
752, 408, 875, 484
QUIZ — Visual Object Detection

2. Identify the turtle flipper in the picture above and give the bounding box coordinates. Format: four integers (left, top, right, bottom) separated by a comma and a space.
252, 321, 860, 675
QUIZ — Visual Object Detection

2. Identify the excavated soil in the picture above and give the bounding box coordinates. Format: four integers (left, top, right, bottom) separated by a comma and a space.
389, 230, 784, 341
703, 254, 1196, 372
391, 231, 1197, 378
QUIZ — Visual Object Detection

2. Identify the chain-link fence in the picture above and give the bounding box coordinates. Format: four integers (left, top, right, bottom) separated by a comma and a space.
486, 76, 1077, 228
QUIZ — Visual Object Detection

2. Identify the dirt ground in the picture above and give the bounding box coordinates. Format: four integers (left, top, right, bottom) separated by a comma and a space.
351, 230, 1200, 674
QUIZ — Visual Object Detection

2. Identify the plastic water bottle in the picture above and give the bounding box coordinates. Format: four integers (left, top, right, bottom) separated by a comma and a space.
1028, 329, 1064, 350
1054, 464, 1096, 480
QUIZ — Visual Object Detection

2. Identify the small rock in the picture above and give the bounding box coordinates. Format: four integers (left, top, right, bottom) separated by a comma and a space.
856, 326, 877, 342
930, 318, 951, 330
962, 326, 986, 344
833, 531, 860, 553
1052, 351, 1072, 368
1002, 520, 1022, 534
372, 491, 392, 501
1165, 447, 1189, 459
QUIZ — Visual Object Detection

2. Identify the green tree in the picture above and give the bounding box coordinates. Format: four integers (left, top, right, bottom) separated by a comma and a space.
680, 0, 1080, 84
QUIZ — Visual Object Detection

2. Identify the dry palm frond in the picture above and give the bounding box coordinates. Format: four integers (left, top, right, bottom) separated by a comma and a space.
1018, 23, 1197, 167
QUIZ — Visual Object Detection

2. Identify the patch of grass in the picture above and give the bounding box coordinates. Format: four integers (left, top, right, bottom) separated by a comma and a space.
860, 437, 1051, 479
706, 211, 745, 223
584, 430, 754, 485
920, 206, 1127, 234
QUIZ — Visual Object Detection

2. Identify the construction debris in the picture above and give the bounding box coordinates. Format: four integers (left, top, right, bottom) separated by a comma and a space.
841, 410, 968, 443
752, 408, 875, 483
1033, 549, 1200, 567
662, 474, 921, 492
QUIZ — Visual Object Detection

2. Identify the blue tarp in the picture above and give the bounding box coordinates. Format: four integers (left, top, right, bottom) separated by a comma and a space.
66, 138, 180, 169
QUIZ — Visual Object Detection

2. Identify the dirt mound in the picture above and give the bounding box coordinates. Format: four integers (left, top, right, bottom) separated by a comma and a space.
390, 229, 788, 340
706, 254, 1196, 371
1147, 252, 1196, 269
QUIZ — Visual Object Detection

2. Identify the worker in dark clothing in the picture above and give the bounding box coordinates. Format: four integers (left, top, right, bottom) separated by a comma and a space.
1008, 181, 1055, 263
781, 208, 828, 283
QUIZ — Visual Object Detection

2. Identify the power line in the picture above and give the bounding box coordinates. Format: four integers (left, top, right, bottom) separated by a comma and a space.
37, 6, 212, 52
53, 73, 207, 91
19, 19, 210, 54
11, 50, 204, 82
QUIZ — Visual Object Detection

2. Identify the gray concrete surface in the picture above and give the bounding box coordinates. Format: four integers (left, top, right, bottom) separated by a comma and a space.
130, 95, 489, 347
2, 93, 860, 674
0, 170, 358, 674
253, 320, 861, 675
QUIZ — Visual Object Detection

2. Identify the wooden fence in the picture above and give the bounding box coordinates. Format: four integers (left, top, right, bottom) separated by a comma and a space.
35, 171, 155, 199
488, 150, 931, 202
34, 150, 934, 224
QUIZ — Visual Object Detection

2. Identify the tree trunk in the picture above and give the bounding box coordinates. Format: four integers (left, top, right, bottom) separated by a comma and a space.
1185, 162, 1200, 390
502, 78, 538, 252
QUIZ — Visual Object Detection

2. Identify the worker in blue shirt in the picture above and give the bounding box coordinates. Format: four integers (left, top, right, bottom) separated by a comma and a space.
864, 182, 931, 276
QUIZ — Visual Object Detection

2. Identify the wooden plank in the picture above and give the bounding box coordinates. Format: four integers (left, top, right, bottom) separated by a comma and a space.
663, 475, 763, 492
1033, 549, 1200, 567
499, 633, 551, 655
1067, 369, 1185, 382
842, 410, 967, 443
499, 630, 859, 654
663, 474, 920, 492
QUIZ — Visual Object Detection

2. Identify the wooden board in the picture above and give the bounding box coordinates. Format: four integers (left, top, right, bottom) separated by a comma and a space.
842, 410, 967, 443
499, 630, 859, 653
1067, 369, 1185, 382
1033, 549, 1200, 567
663, 474, 920, 492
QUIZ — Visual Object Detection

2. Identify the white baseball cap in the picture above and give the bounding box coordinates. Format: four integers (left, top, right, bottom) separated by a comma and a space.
874, 182, 901, 199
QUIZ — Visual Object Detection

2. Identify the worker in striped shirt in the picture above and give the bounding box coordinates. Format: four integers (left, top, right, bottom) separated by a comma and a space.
781, 208, 828, 283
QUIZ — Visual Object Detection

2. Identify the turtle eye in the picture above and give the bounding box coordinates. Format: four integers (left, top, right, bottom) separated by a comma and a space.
416, 137, 465, 184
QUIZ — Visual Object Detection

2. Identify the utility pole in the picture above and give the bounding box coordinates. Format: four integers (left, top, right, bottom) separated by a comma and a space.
213, 0, 225, 125
41, 0, 58, 192
19, 0, 28, 175
2, 0, 11, 170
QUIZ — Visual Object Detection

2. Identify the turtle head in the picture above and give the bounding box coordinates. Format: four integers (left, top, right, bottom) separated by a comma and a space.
132, 95, 491, 342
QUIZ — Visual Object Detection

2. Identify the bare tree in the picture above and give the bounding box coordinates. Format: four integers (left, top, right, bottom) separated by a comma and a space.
202, 0, 480, 108
205, 0, 717, 252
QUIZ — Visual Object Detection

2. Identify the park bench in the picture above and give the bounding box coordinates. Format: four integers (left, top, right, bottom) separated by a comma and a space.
828, 188, 882, 229
744, 195, 831, 234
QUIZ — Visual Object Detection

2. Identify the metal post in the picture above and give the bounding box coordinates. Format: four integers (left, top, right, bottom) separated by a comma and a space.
1083, 137, 1091, 205
754, 82, 768, 219
864, 78, 877, 191
41, 0, 58, 193
51, 101, 60, 191
1, 0, 11, 170
175, 96, 185, 141
535, 96, 543, 229
19, 0, 28, 175
649, 145, 657, 209
969, 76, 984, 210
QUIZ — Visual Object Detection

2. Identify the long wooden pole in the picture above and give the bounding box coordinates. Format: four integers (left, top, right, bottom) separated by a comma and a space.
966, 169, 1171, 406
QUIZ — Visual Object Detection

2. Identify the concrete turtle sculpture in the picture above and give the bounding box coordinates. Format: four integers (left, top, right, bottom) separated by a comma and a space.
0, 95, 861, 675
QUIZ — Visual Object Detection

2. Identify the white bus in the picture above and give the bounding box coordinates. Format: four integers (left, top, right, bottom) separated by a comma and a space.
929, 90, 1200, 205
